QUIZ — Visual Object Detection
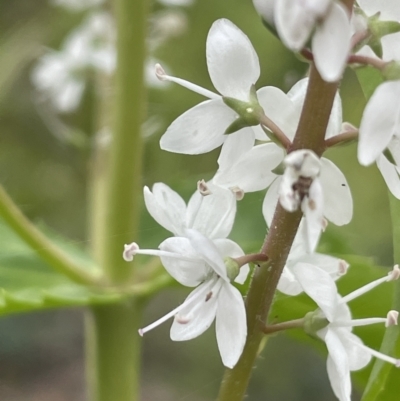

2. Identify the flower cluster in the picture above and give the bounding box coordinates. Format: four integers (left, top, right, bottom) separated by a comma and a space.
122, 3, 400, 400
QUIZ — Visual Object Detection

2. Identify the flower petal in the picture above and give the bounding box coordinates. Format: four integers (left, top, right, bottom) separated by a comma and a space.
160, 99, 236, 154
206, 19, 260, 101
187, 183, 237, 239
170, 280, 219, 341
358, 81, 400, 165
320, 158, 353, 225
277, 267, 304, 296
303, 178, 324, 253
334, 328, 372, 371
275, 0, 315, 51
292, 263, 339, 321
216, 283, 247, 368
257, 86, 299, 141
324, 329, 352, 401
262, 177, 280, 227
377, 153, 400, 199
185, 229, 228, 280
217, 128, 255, 171
214, 143, 284, 193
144, 184, 187, 236
312, 2, 351, 82
159, 237, 208, 286
213, 239, 249, 284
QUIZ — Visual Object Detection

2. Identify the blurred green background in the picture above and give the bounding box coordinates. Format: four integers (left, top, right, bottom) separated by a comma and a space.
0, 0, 395, 400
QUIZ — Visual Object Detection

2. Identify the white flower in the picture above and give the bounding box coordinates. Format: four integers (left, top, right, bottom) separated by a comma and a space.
31, 12, 116, 112
255, 79, 352, 250
212, 130, 285, 195
278, 150, 325, 252
277, 222, 348, 296
356, 0, 400, 61
124, 229, 248, 368
157, 18, 264, 154
253, 0, 352, 82
357, 80, 400, 198
294, 263, 400, 401
143, 181, 237, 239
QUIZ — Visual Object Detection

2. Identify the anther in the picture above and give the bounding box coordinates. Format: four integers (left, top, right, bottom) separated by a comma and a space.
123, 242, 140, 262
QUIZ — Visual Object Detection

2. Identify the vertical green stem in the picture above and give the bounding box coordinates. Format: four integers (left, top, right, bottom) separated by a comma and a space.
216, 65, 339, 401
361, 193, 400, 401
86, 0, 148, 400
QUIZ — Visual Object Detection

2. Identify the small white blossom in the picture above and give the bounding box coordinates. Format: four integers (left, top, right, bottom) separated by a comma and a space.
356, 0, 400, 61
277, 222, 348, 296
253, 0, 352, 82
51, 0, 104, 11
357, 80, 400, 198
125, 229, 248, 368
157, 18, 264, 154
32, 12, 115, 112
294, 263, 400, 401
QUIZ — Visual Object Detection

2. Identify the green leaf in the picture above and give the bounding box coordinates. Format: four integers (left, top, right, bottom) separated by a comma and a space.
355, 66, 384, 100
0, 220, 123, 317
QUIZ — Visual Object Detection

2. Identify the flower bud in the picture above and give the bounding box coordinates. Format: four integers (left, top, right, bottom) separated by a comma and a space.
224, 257, 240, 282
303, 310, 329, 337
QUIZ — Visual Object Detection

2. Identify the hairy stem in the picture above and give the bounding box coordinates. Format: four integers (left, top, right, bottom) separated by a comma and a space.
216, 64, 339, 401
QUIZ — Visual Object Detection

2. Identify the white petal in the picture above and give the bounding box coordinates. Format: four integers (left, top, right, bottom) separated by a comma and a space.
214, 143, 284, 193
377, 154, 400, 199
277, 267, 304, 296
160, 99, 236, 154
252, 0, 275, 25
144, 184, 187, 236
296, 253, 347, 280
159, 237, 208, 286
334, 328, 372, 371
257, 86, 299, 141
320, 158, 353, 225
382, 33, 400, 61
216, 283, 247, 368
217, 128, 255, 171
187, 183, 237, 239
275, 0, 315, 51
170, 280, 218, 341
357, 0, 400, 20
312, 3, 351, 82
324, 330, 352, 401
206, 19, 260, 101
214, 239, 249, 284
56, 79, 85, 112
303, 179, 324, 253
358, 81, 400, 165
262, 177, 280, 227
292, 263, 339, 321
186, 229, 228, 280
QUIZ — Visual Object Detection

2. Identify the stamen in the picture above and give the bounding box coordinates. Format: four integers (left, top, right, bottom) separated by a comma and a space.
386, 310, 399, 327
123, 242, 139, 262
341, 266, 400, 304
197, 179, 212, 196
154, 63, 221, 100
230, 186, 244, 201
349, 337, 400, 367
134, 247, 199, 262
338, 260, 349, 275
331, 317, 387, 328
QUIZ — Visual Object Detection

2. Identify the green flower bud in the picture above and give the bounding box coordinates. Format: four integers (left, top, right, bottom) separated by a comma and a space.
303, 310, 329, 338
382, 61, 400, 81
224, 257, 240, 282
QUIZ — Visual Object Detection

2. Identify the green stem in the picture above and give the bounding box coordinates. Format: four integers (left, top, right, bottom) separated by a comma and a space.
361, 193, 400, 401
100, 0, 147, 283
86, 302, 142, 401
0, 184, 102, 286
86, 0, 148, 399
216, 64, 339, 401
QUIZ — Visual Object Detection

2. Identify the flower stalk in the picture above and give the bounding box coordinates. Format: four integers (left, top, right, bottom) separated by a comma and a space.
217, 63, 340, 401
